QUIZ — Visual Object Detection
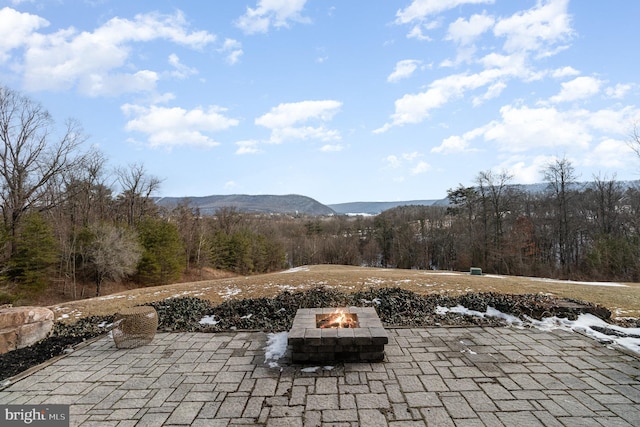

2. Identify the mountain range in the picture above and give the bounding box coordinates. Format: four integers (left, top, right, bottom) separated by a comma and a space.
153, 194, 449, 216
154, 180, 640, 216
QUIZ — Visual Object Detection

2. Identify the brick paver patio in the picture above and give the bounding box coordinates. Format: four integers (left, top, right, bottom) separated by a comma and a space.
1, 326, 639, 426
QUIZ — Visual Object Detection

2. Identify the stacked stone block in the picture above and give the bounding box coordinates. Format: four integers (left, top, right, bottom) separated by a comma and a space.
288, 307, 388, 363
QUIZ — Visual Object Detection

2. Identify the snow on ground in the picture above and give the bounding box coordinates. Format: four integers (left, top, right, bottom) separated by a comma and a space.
276, 284, 307, 292
96, 294, 128, 301
199, 315, 220, 326
301, 366, 334, 373
218, 287, 241, 299
437, 305, 522, 325
238, 305, 640, 370
264, 332, 289, 368
437, 305, 640, 355
528, 277, 628, 287
421, 272, 463, 276
280, 266, 310, 274
526, 313, 640, 354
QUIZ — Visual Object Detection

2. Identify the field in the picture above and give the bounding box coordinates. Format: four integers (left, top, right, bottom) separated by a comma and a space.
49, 265, 640, 322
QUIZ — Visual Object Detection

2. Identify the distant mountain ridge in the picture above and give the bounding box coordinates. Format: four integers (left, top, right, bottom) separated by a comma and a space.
154, 194, 336, 216
154, 180, 640, 216
153, 194, 450, 216
327, 199, 448, 215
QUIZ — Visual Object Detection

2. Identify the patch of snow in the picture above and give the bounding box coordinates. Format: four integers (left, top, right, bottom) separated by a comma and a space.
438, 305, 640, 356
97, 295, 127, 301
360, 298, 382, 305
422, 271, 462, 276
281, 266, 310, 274
264, 332, 289, 368
199, 315, 220, 325
277, 284, 305, 292
219, 287, 241, 299
529, 277, 627, 287
525, 313, 640, 354
301, 366, 334, 373
436, 305, 523, 326
483, 274, 506, 279
240, 313, 253, 319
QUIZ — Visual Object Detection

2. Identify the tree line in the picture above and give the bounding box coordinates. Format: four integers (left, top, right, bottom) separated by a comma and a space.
1, 85, 640, 304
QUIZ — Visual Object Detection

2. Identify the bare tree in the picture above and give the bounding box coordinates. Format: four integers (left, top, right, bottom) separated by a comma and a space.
475, 169, 515, 272
629, 122, 640, 160
542, 157, 579, 274
0, 85, 87, 258
83, 223, 142, 296
115, 163, 162, 226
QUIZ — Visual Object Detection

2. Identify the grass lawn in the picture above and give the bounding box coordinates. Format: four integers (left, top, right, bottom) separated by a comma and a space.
48, 265, 640, 322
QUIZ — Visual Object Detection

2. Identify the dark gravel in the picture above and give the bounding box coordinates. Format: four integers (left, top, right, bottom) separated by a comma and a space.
0, 287, 617, 382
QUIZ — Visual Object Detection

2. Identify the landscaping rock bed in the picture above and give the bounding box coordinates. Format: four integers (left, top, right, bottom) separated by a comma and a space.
0, 287, 617, 382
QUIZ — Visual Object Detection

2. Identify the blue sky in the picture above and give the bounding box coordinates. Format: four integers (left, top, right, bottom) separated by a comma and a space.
1, 0, 639, 204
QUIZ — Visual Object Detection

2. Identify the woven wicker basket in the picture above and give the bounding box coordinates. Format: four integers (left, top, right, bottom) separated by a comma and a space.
112, 306, 158, 349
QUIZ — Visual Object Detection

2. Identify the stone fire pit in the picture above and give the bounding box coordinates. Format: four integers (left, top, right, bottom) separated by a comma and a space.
288, 307, 388, 363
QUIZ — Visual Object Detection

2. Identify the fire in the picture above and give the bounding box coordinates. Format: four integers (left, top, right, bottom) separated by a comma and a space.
317, 309, 358, 328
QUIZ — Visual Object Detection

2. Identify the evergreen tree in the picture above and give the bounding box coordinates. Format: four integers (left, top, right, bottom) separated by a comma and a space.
8, 212, 58, 293
135, 218, 184, 285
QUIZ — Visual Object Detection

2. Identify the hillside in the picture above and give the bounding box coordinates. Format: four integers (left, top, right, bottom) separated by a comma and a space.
153, 180, 640, 216
154, 194, 336, 216
328, 199, 448, 215
154, 194, 450, 216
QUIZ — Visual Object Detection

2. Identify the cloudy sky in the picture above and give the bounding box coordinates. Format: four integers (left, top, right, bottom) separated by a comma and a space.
1, 0, 639, 204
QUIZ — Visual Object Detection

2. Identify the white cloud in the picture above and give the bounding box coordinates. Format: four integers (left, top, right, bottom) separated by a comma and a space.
440, 103, 640, 176
499, 155, 557, 184
549, 76, 602, 103
0, 7, 48, 62
387, 59, 422, 83
385, 155, 401, 168
551, 66, 580, 78
411, 160, 431, 174
255, 100, 342, 144
432, 127, 484, 154
493, 0, 573, 56
236, 0, 310, 35
606, 83, 633, 99
432, 135, 469, 154
219, 38, 243, 65
168, 54, 197, 79
473, 81, 506, 106
320, 144, 344, 152
6, 9, 216, 95
122, 104, 239, 148
378, 1, 598, 136
583, 138, 635, 169
80, 70, 159, 97
235, 140, 261, 155
406, 24, 433, 41
482, 105, 592, 152
376, 69, 504, 132
395, 0, 495, 25
384, 152, 428, 175
446, 13, 495, 46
